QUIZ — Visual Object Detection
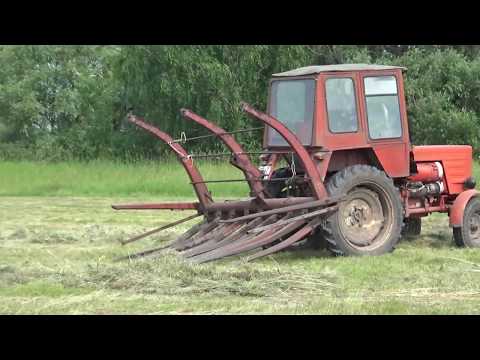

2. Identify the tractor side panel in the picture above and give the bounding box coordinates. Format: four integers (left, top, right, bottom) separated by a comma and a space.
412, 145, 473, 194
372, 143, 410, 178
326, 149, 371, 173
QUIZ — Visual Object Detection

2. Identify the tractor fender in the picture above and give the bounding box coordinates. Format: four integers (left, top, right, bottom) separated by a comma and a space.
449, 189, 479, 227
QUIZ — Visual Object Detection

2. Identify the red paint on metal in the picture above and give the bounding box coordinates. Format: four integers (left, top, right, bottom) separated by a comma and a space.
127, 115, 212, 210
180, 109, 266, 200
326, 150, 369, 173
241, 102, 328, 199
413, 145, 473, 194
264, 69, 412, 179
112, 202, 200, 210
371, 143, 410, 177
408, 206, 447, 215
449, 189, 479, 227
408, 162, 443, 183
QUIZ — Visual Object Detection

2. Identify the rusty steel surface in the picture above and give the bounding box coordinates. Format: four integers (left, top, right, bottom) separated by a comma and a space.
181, 109, 267, 200
112, 202, 200, 210
204, 197, 314, 212
247, 205, 338, 234
241, 102, 328, 200
246, 217, 322, 262
220, 196, 344, 224
127, 115, 212, 210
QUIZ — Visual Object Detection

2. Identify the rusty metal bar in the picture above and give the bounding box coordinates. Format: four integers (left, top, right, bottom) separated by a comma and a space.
245, 218, 322, 262
119, 213, 201, 246
181, 218, 263, 258
169, 220, 206, 249
174, 220, 220, 251
189, 215, 283, 263
241, 102, 328, 200
219, 196, 344, 223
205, 197, 314, 212
114, 244, 172, 262
112, 202, 200, 211
127, 115, 212, 211
247, 205, 338, 234
181, 109, 267, 200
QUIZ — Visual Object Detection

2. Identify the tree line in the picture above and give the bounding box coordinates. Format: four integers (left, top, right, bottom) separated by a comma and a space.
1, 45, 479, 161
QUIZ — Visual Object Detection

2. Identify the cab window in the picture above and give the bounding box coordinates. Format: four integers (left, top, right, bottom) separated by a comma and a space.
364, 76, 402, 139
325, 78, 358, 133
268, 79, 315, 146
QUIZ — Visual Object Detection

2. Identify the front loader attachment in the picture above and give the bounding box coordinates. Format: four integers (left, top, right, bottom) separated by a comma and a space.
113, 105, 342, 263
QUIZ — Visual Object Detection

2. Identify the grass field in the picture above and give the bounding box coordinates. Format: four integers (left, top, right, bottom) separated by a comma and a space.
0, 161, 249, 198
2, 161, 480, 314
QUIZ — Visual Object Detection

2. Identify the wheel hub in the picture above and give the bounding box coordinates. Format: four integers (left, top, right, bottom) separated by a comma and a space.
340, 188, 385, 247
469, 212, 480, 240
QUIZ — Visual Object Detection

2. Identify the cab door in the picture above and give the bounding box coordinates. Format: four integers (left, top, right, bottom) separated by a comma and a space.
359, 70, 410, 177
317, 72, 367, 150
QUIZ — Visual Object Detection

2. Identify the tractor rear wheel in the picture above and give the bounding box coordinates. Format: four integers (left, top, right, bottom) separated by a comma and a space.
321, 165, 403, 256
453, 196, 480, 248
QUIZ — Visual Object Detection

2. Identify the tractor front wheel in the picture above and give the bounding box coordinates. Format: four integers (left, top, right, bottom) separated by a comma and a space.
453, 196, 480, 248
322, 165, 403, 256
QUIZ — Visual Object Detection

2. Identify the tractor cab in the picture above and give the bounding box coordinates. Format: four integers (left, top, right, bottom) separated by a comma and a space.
264, 64, 412, 179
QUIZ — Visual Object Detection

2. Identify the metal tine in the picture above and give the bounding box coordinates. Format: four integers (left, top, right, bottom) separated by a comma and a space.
247, 205, 338, 234
188, 214, 280, 263
119, 213, 201, 246
192, 217, 307, 264
245, 218, 323, 262
190, 213, 296, 263
114, 243, 172, 262
182, 216, 266, 259
120, 222, 223, 262
173, 220, 218, 251
181, 221, 244, 258
177, 220, 222, 251
219, 196, 345, 224
170, 219, 206, 248
114, 218, 207, 262
183, 219, 239, 250
179, 221, 236, 254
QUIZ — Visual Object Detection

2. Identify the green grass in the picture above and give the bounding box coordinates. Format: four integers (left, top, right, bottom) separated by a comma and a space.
1, 160, 480, 314
1, 195, 480, 314
0, 160, 248, 198
2, 160, 479, 198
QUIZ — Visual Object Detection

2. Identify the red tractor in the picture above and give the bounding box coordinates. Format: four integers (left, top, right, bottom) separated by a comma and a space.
114, 64, 478, 263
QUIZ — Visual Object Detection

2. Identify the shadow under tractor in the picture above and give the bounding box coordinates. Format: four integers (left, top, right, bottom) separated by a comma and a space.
113, 64, 478, 263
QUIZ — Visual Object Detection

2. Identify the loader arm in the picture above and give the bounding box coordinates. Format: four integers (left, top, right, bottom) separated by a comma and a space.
180, 109, 267, 200
240, 102, 328, 199
127, 115, 213, 210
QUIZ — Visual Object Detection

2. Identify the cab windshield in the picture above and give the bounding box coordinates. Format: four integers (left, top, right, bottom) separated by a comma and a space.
268, 79, 315, 146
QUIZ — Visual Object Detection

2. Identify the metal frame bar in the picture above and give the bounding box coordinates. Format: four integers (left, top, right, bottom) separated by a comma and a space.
112, 202, 199, 210
127, 115, 212, 211
119, 213, 201, 245
241, 102, 328, 199
181, 109, 266, 200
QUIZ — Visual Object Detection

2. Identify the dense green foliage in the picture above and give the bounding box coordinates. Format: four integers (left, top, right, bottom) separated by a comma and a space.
1, 45, 479, 161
